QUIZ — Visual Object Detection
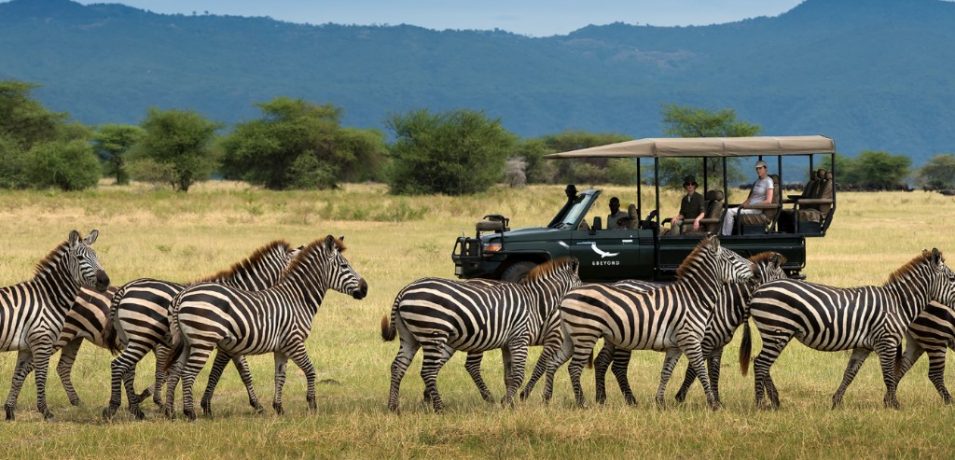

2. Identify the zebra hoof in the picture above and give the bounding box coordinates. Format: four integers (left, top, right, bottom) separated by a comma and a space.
252, 403, 265, 414
162, 406, 175, 419
624, 396, 637, 406
481, 393, 494, 403
518, 390, 530, 401
128, 406, 146, 420
200, 399, 212, 417
42, 410, 54, 421
273, 403, 284, 416
102, 405, 119, 420
184, 408, 197, 421
674, 392, 687, 403
5, 405, 15, 421
69, 397, 81, 407
307, 398, 317, 412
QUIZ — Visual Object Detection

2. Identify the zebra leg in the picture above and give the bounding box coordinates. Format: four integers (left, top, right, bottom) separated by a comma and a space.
502, 337, 529, 408
4, 351, 34, 421
567, 335, 599, 407
831, 348, 871, 409
593, 343, 615, 404
520, 333, 562, 401
655, 348, 682, 408
233, 356, 264, 413
542, 332, 575, 403
610, 349, 636, 406
286, 343, 318, 413
753, 334, 791, 410
464, 352, 494, 402
272, 352, 289, 416
420, 343, 453, 413
104, 341, 151, 420
30, 341, 56, 420
162, 355, 183, 419
200, 349, 233, 416
707, 350, 724, 405
876, 344, 901, 409
897, 337, 924, 381
673, 364, 697, 403
680, 340, 718, 410
55, 338, 83, 406
151, 345, 172, 407
388, 335, 420, 414
501, 348, 514, 403
925, 348, 952, 404
179, 342, 213, 421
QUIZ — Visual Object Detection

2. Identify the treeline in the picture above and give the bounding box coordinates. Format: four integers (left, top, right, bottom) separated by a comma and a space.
2, 80, 952, 194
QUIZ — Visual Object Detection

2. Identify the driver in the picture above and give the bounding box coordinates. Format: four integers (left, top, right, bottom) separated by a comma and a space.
607, 197, 628, 229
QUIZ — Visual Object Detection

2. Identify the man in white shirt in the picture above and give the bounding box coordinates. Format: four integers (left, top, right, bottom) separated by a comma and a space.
721, 160, 774, 235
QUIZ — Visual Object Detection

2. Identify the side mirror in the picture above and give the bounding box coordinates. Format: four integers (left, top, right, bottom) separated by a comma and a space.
591, 217, 602, 234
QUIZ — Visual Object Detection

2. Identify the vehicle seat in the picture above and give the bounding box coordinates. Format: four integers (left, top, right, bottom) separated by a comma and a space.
778, 168, 826, 233
796, 170, 834, 233
686, 190, 724, 235
739, 174, 782, 234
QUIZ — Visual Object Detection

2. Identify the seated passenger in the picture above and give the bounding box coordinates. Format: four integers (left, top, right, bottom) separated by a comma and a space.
606, 197, 629, 230
668, 175, 704, 235
721, 160, 775, 235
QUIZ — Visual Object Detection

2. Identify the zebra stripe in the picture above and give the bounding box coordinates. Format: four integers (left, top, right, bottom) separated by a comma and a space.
382, 258, 581, 413
744, 248, 955, 409
102, 240, 300, 420
164, 235, 367, 420
899, 301, 955, 403
553, 235, 753, 409
1, 230, 109, 420
594, 252, 787, 406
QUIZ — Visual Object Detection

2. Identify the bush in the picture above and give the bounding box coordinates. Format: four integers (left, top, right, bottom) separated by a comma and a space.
0, 136, 28, 189
917, 154, 955, 190
288, 152, 337, 190
25, 140, 101, 190
126, 157, 177, 185
607, 159, 637, 185
387, 109, 515, 195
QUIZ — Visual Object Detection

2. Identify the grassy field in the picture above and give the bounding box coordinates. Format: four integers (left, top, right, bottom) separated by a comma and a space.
1, 182, 954, 459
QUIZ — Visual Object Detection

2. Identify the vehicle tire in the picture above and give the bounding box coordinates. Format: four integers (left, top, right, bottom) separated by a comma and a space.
501, 261, 538, 283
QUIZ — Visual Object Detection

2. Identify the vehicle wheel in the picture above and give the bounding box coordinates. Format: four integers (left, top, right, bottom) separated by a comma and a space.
501, 261, 538, 283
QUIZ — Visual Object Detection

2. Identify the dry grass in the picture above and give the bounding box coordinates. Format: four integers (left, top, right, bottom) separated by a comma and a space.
1, 182, 954, 459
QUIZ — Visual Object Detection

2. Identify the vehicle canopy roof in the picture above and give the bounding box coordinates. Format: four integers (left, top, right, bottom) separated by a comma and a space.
544, 135, 835, 159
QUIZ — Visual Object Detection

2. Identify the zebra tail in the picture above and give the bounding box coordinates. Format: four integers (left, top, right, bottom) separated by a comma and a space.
104, 286, 125, 355
894, 344, 902, 379
162, 306, 184, 373
587, 349, 594, 369
381, 315, 396, 341
739, 321, 752, 376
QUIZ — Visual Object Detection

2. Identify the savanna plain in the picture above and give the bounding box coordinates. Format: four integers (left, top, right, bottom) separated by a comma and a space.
0, 182, 954, 459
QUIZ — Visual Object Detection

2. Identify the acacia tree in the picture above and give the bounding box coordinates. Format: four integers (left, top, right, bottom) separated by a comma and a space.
659, 104, 760, 188
387, 109, 515, 195
135, 108, 220, 192
221, 97, 385, 189
917, 154, 955, 189
93, 124, 143, 185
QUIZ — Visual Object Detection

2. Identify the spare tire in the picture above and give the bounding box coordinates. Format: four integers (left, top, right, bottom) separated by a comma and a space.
501, 261, 537, 283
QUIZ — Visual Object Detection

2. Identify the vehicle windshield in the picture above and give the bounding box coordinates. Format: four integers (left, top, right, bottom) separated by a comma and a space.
552, 194, 594, 229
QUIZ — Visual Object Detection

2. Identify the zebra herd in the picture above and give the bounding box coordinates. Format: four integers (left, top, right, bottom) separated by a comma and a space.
1, 231, 954, 421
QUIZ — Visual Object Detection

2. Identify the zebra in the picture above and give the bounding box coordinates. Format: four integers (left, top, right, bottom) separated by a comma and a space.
381, 258, 581, 413
163, 235, 367, 420
101, 240, 300, 420
898, 301, 955, 403
742, 248, 955, 410
1, 230, 110, 420
592, 253, 787, 406
553, 235, 753, 409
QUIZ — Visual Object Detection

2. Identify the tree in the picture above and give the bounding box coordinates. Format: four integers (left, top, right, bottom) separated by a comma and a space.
221, 97, 386, 189
135, 108, 220, 192
93, 124, 144, 185
0, 80, 68, 150
841, 150, 911, 190
537, 131, 631, 184
387, 109, 515, 195
659, 104, 760, 188
917, 154, 955, 190
25, 140, 101, 190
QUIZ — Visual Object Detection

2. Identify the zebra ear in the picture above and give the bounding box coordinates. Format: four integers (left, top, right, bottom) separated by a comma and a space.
771, 253, 781, 266
324, 235, 337, 252
706, 234, 720, 251
931, 248, 942, 265
83, 229, 99, 246
68, 230, 81, 246
339, 235, 345, 242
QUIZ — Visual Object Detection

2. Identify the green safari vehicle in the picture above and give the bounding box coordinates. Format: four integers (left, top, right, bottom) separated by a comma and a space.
452, 135, 838, 282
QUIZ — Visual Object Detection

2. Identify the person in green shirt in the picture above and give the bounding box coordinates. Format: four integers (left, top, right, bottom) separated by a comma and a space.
669, 175, 704, 235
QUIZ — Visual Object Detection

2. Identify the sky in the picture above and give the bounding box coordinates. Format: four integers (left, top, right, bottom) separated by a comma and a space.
73, 0, 806, 37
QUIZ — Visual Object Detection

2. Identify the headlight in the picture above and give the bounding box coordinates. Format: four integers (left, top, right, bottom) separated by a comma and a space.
483, 242, 503, 253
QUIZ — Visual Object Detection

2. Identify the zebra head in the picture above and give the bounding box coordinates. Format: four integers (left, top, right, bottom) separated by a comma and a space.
317, 235, 368, 300
66, 229, 110, 293
704, 235, 753, 285
748, 252, 788, 289
922, 248, 955, 306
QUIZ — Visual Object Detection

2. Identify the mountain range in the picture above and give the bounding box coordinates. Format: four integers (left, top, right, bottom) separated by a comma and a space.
1, 0, 954, 163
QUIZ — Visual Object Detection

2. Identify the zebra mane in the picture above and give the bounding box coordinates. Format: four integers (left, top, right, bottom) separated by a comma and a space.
33, 241, 70, 278
676, 239, 710, 279
282, 236, 347, 276
887, 250, 943, 285
525, 257, 576, 282
749, 252, 786, 266
194, 239, 292, 283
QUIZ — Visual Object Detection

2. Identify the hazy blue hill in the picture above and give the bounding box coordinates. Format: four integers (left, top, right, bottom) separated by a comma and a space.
2, 0, 955, 162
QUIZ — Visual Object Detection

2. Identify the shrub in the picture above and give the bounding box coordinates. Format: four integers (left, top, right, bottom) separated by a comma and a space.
25, 140, 101, 190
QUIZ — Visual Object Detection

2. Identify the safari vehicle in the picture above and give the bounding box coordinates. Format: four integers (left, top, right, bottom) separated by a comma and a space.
452, 135, 837, 282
